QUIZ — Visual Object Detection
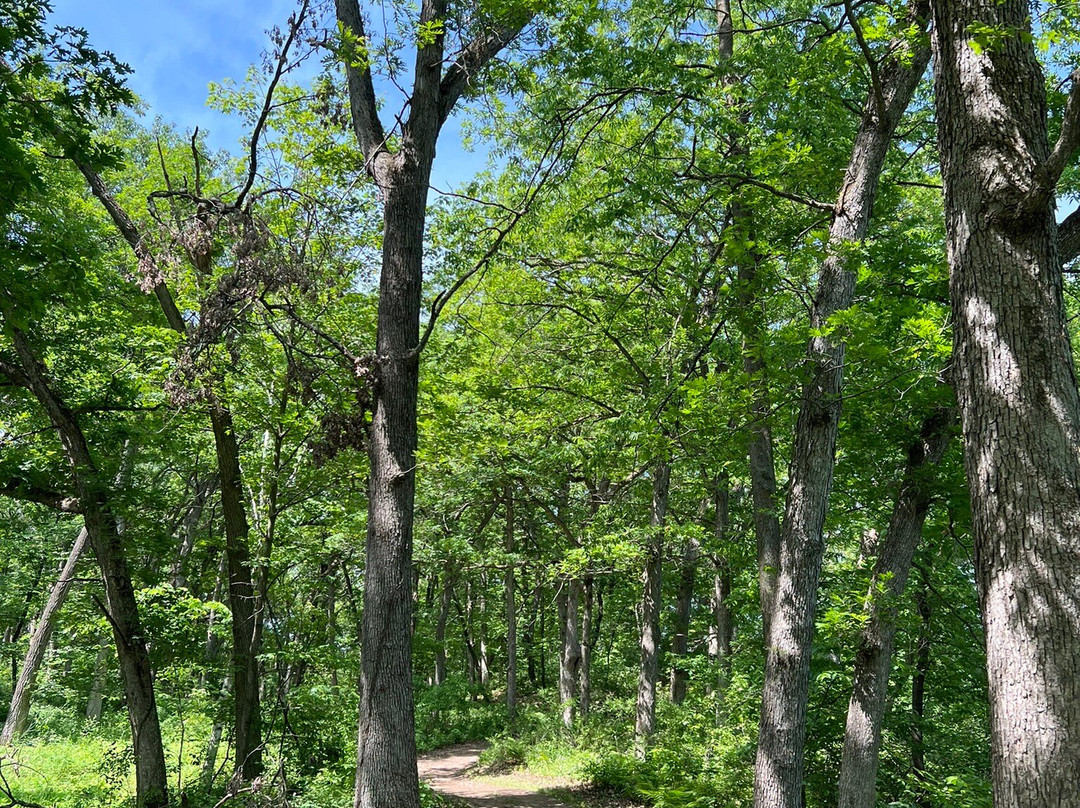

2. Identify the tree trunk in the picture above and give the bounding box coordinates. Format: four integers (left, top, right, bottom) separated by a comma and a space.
716, 0, 781, 648
752, 21, 930, 807
558, 579, 581, 729
670, 532, 700, 705
712, 481, 733, 724
932, 1, 1080, 804
911, 574, 931, 808
2, 527, 89, 744
209, 407, 263, 785
579, 575, 593, 720
8, 329, 168, 807
434, 572, 451, 686
505, 485, 517, 719
836, 410, 953, 808
635, 460, 669, 754
85, 633, 109, 721
353, 161, 429, 808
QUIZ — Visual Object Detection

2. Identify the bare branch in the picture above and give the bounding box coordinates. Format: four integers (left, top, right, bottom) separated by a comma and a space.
235, 0, 312, 208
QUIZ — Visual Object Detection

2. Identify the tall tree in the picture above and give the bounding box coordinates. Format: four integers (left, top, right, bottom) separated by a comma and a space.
931, 0, 1080, 803
752, 6, 932, 806
334, 3, 534, 806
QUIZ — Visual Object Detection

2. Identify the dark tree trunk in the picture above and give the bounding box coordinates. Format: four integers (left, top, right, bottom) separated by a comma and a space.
8, 329, 167, 807
635, 461, 669, 754
932, 1, 1080, 805
209, 408, 262, 783
753, 20, 930, 807
2, 527, 89, 743
669, 533, 699, 705
836, 411, 953, 808
910, 573, 931, 808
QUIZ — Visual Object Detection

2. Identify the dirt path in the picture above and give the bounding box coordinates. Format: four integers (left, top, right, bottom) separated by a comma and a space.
417, 742, 575, 807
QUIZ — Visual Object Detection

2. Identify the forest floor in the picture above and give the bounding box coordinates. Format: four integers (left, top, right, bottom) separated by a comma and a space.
418, 742, 637, 808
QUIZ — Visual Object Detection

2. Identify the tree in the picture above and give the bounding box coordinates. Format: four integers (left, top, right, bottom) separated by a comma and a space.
931, 0, 1080, 803
333, 2, 535, 805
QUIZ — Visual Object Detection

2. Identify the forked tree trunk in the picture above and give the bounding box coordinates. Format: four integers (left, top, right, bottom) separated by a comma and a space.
836, 410, 952, 808
753, 16, 931, 807
635, 460, 669, 754
932, 2, 1080, 802
335, 1, 531, 801
2, 527, 89, 744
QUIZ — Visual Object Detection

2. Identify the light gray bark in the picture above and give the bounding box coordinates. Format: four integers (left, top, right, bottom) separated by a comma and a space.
635, 461, 669, 754
932, 0, 1080, 803
85, 633, 109, 721
1, 527, 89, 744
753, 13, 931, 807
558, 579, 581, 729
836, 410, 953, 808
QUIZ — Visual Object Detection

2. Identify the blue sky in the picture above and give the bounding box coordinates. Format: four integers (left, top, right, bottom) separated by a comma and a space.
49, 0, 487, 189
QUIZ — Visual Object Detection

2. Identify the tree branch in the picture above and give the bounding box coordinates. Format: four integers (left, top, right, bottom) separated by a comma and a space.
437, 14, 534, 130
1043, 67, 1080, 193
0, 480, 82, 514
74, 161, 189, 335
335, 0, 389, 175
235, 0, 312, 208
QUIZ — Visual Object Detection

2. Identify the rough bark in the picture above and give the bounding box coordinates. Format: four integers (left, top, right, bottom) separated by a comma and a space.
836, 410, 953, 808
1061, 209, 1080, 266
335, 2, 533, 802
932, 2, 1080, 804
753, 17, 931, 808
1, 527, 89, 744
635, 461, 669, 754
7, 329, 167, 807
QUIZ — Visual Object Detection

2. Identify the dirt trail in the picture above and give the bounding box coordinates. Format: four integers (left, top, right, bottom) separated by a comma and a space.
418, 742, 575, 808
